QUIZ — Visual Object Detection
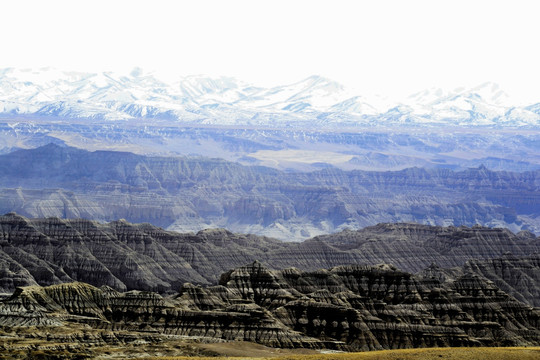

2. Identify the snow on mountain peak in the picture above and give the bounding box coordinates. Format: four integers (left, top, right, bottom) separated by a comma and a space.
0, 67, 538, 127
129, 67, 144, 78
467, 82, 511, 105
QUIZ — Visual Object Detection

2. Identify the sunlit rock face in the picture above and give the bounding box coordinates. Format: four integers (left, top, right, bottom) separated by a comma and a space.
0, 262, 538, 351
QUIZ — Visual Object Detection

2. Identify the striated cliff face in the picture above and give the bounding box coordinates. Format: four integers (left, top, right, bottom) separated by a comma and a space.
417, 255, 540, 309
1, 214, 539, 300
1, 144, 540, 240
462, 254, 540, 307
218, 262, 540, 350
0, 213, 284, 293
0, 262, 539, 352
316, 223, 540, 272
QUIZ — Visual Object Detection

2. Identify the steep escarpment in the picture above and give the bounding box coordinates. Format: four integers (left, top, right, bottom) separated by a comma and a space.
1, 144, 540, 240
0, 214, 538, 297
1, 263, 538, 352
0, 213, 285, 293
416, 255, 540, 309
463, 254, 540, 307
317, 223, 540, 272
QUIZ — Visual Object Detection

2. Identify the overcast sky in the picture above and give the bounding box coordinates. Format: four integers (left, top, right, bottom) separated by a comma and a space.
1, 0, 539, 103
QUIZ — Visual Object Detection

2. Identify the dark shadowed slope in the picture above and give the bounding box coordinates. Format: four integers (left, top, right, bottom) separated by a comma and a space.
0, 214, 538, 306
463, 254, 540, 307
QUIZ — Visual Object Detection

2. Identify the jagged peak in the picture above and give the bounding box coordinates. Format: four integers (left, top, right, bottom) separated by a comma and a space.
365, 222, 439, 232
303, 74, 342, 87
3, 143, 82, 157
516, 230, 537, 239
2, 211, 26, 219
196, 228, 234, 237
249, 259, 266, 268
1, 212, 30, 224
425, 262, 441, 270
9, 281, 103, 306
39, 142, 67, 150
474, 164, 490, 171
374, 263, 398, 271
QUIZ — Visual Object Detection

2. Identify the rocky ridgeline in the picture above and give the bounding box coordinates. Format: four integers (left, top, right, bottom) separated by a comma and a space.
1, 144, 540, 240
463, 255, 540, 307
316, 223, 540, 272
0, 262, 538, 352
1, 213, 539, 306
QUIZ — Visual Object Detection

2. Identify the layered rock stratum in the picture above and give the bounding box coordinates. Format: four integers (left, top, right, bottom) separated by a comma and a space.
1, 144, 540, 240
0, 214, 538, 306
0, 262, 538, 353
462, 255, 540, 307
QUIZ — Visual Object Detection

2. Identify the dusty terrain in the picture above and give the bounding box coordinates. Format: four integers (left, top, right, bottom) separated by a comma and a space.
158, 347, 540, 360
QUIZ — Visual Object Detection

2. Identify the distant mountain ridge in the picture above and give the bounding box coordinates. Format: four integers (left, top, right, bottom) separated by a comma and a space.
1, 68, 538, 127
1, 144, 540, 239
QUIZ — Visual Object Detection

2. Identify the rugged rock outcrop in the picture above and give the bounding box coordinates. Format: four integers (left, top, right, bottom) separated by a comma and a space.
0, 262, 538, 351
1, 144, 540, 240
417, 255, 540, 308
0, 213, 284, 293
317, 223, 540, 272
0, 214, 538, 298
1, 214, 538, 297
463, 254, 540, 307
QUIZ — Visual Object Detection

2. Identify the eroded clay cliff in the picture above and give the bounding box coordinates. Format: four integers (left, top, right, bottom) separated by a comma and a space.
0, 262, 538, 352
1, 214, 538, 300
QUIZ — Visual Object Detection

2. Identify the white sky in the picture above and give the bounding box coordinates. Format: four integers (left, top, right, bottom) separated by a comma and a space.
1, 0, 539, 103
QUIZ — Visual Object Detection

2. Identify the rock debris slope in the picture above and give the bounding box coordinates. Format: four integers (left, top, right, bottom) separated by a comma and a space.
0, 262, 538, 351
0, 214, 538, 305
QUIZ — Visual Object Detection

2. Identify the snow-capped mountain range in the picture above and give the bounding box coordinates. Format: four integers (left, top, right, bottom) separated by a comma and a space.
0, 67, 538, 127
